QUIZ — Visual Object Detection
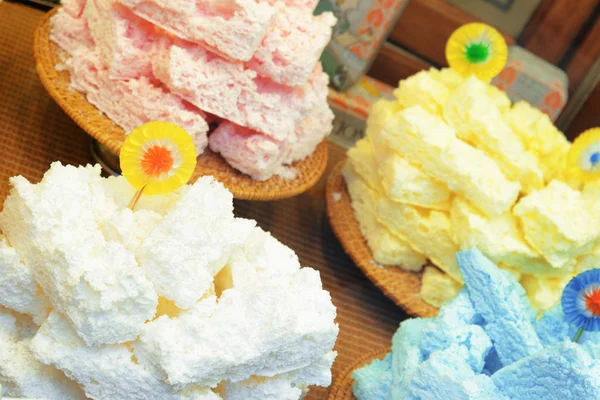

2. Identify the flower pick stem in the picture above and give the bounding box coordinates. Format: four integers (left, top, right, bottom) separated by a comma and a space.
127, 183, 147, 211
573, 327, 585, 343
573, 320, 589, 343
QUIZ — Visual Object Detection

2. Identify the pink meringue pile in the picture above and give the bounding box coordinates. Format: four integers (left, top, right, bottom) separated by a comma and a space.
51, 0, 336, 180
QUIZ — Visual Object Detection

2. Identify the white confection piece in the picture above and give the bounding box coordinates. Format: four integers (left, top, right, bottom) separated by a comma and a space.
99, 175, 190, 215
224, 227, 301, 289
0, 237, 50, 325
136, 177, 256, 309
224, 349, 337, 398
139, 268, 338, 388
0, 163, 158, 345
100, 208, 163, 252
30, 312, 220, 400
222, 375, 304, 400
0, 308, 85, 399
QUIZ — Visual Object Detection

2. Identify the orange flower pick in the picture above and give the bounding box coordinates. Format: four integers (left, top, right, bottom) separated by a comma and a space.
120, 121, 197, 210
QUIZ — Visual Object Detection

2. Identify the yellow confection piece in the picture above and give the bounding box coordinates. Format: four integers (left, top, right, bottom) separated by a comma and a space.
520, 274, 573, 313
444, 77, 543, 193
373, 106, 520, 217
583, 180, 600, 216
486, 84, 512, 114
347, 137, 384, 194
342, 165, 427, 271
445, 23, 508, 81
505, 101, 570, 183
499, 264, 523, 282
450, 197, 560, 277
420, 267, 462, 308
514, 180, 600, 270
428, 67, 464, 92
366, 99, 403, 140
377, 196, 462, 282
576, 246, 600, 274
393, 70, 450, 116
376, 149, 451, 210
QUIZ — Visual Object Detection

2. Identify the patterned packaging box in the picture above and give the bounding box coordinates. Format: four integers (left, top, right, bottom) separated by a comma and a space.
493, 45, 568, 122
316, 0, 408, 91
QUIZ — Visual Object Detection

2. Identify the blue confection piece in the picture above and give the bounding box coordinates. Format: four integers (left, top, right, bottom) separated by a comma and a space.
406, 344, 474, 399
534, 305, 571, 347
352, 353, 393, 400
482, 348, 503, 376
457, 248, 542, 366
390, 318, 429, 400
437, 289, 483, 326
419, 320, 492, 373
407, 344, 508, 400
535, 304, 600, 359
460, 375, 510, 400
492, 343, 600, 400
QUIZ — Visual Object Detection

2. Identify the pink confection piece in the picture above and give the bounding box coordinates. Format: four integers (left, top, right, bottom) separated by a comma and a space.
116, 0, 276, 62
263, 0, 319, 11
84, 0, 156, 80
209, 101, 333, 180
152, 39, 328, 141
60, 0, 87, 18
247, 8, 336, 87
66, 50, 209, 154
209, 122, 287, 181
283, 105, 334, 165
50, 9, 94, 55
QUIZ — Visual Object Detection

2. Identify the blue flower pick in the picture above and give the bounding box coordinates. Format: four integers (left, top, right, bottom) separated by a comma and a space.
562, 269, 600, 343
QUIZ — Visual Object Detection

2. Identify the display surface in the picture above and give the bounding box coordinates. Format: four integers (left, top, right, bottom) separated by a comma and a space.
33, 7, 330, 201
0, 5, 405, 398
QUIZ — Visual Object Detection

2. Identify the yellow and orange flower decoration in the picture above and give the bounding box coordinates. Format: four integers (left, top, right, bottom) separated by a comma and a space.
120, 121, 197, 203
446, 22, 508, 81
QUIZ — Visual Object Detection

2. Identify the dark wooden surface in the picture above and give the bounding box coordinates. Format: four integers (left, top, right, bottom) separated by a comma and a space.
565, 16, 600, 92
368, 42, 431, 87
0, 2, 406, 398
519, 0, 598, 65
388, 0, 514, 67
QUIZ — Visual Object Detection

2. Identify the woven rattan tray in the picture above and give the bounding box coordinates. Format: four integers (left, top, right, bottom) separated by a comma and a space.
328, 347, 391, 400
326, 160, 438, 318
33, 8, 328, 201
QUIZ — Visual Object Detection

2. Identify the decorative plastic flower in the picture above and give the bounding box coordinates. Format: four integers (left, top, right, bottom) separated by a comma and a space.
445, 22, 508, 81
120, 121, 197, 196
562, 269, 600, 337
566, 128, 600, 182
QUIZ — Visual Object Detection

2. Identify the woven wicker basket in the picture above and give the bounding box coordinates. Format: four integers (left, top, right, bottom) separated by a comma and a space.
328, 348, 391, 400
326, 160, 439, 318
33, 8, 328, 201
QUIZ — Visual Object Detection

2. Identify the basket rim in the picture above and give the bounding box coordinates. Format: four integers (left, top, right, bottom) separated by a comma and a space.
328, 347, 391, 400
325, 160, 439, 317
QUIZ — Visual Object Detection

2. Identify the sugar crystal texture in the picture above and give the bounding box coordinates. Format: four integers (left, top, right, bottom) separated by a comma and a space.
0, 163, 338, 399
